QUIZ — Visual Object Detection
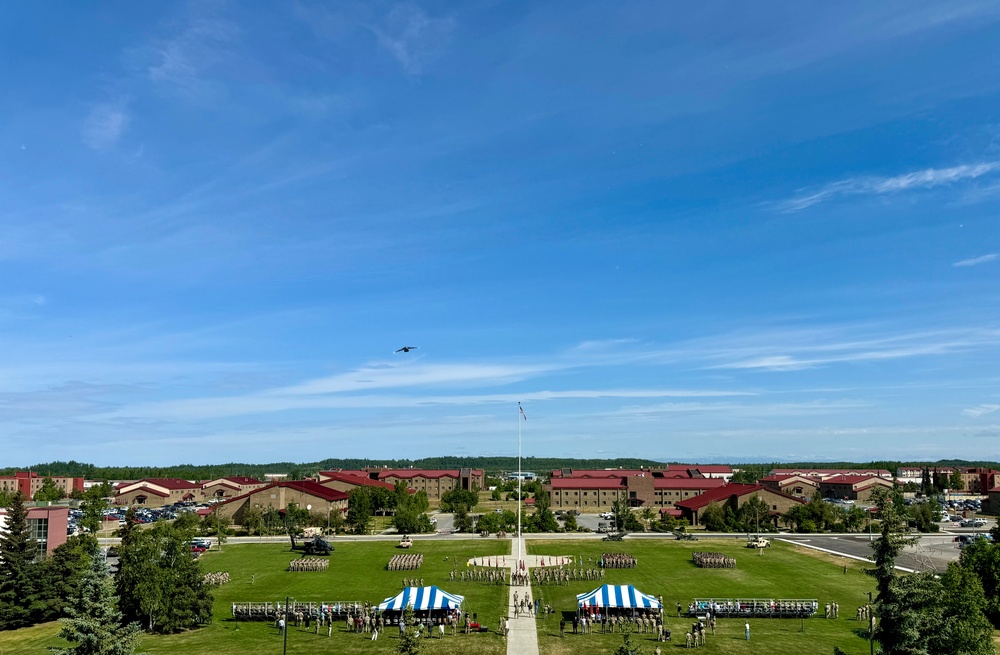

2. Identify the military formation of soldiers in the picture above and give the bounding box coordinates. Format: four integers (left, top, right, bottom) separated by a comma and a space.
602, 553, 637, 568
453, 568, 508, 584
388, 554, 424, 570
401, 577, 425, 588
202, 571, 230, 587
692, 551, 737, 569
289, 557, 329, 572
532, 567, 605, 585
565, 610, 668, 639
824, 602, 840, 618
511, 570, 530, 586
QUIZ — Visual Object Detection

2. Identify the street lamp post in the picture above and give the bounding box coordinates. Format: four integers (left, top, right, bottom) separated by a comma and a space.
865, 591, 874, 655
283, 595, 290, 655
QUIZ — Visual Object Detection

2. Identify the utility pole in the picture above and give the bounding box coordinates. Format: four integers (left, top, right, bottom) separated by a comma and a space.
865, 591, 874, 655
283, 595, 290, 655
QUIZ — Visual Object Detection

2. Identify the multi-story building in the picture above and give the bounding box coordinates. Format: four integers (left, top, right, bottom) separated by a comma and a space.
771, 468, 893, 480
0, 505, 68, 559
546, 470, 728, 510
549, 464, 733, 482
316, 471, 400, 495
0, 471, 85, 499
325, 468, 485, 499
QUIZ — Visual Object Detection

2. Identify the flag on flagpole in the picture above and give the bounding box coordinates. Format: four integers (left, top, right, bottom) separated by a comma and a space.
519, 402, 526, 421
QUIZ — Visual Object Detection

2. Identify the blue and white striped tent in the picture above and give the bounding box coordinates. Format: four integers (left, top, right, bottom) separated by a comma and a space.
378, 586, 465, 611
576, 585, 661, 609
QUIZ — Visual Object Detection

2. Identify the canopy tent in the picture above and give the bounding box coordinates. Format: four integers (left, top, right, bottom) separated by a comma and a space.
577, 584, 662, 610
378, 586, 465, 612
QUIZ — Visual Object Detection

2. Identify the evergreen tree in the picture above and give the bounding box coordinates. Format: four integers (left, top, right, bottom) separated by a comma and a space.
51, 554, 141, 655
0, 491, 38, 630
866, 487, 923, 655
30, 535, 96, 623
396, 606, 422, 655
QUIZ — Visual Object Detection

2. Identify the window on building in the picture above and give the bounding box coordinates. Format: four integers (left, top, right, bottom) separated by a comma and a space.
28, 518, 48, 560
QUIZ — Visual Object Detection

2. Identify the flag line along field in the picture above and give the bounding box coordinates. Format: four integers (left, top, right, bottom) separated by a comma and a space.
0, 537, 964, 655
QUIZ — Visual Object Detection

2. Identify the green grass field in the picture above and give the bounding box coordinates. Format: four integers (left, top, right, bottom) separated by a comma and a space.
3, 536, 994, 655
528, 538, 876, 655
1, 539, 511, 655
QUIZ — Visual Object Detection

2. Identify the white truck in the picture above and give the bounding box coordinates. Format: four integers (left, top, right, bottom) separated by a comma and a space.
746, 536, 771, 548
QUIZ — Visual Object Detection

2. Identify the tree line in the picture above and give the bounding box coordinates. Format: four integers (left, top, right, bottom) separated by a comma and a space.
0, 490, 215, 653
862, 487, 995, 655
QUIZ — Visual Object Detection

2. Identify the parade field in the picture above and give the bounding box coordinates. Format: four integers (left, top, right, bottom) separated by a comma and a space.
529, 538, 878, 655
2, 540, 511, 655
2, 537, 988, 655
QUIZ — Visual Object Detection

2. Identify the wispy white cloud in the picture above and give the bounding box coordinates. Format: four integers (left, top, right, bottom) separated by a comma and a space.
964, 404, 1000, 418
954, 253, 998, 268
372, 4, 455, 75
82, 102, 129, 150
698, 327, 1000, 372
145, 11, 239, 89
777, 162, 1000, 212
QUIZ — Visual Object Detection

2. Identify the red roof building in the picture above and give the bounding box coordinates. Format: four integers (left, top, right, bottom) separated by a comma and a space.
547, 473, 727, 510
326, 468, 485, 499
675, 483, 805, 527
214, 480, 350, 524
113, 478, 202, 507
818, 475, 895, 501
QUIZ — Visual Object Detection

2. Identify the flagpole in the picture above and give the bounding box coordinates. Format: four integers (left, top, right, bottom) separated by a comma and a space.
517, 402, 522, 564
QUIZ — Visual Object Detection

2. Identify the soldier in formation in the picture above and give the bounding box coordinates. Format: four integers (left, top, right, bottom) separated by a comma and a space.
203, 571, 230, 586
388, 554, 424, 570
601, 553, 638, 568
691, 552, 736, 568
289, 557, 329, 572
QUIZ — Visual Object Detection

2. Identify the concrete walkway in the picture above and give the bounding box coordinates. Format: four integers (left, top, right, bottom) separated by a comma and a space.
506, 536, 540, 655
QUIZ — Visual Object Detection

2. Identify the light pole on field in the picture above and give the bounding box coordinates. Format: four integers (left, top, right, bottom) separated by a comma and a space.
865, 591, 874, 655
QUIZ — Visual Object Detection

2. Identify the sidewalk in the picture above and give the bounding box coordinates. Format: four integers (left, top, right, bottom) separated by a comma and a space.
506, 536, 540, 655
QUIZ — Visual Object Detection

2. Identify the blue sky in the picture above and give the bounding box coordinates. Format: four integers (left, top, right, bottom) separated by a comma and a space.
1, 1, 999, 466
